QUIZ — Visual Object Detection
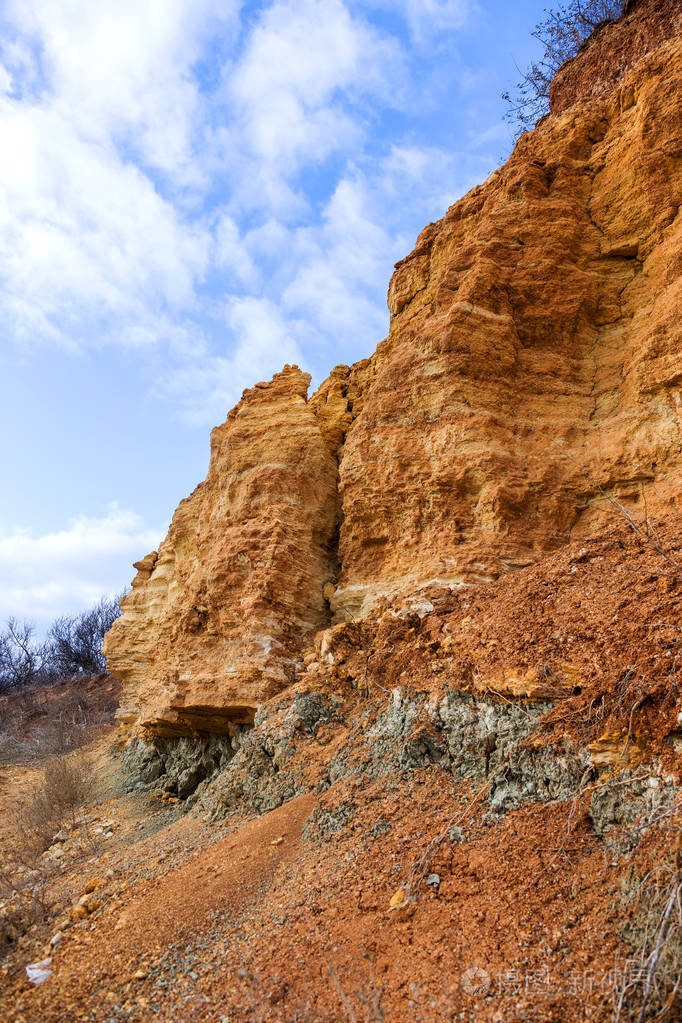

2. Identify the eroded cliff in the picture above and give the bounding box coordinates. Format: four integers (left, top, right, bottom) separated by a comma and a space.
105, 0, 682, 739
103, 366, 344, 737
333, 0, 682, 618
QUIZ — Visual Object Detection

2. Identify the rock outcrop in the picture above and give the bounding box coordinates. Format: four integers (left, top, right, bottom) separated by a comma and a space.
549, 0, 682, 115
103, 366, 343, 737
332, 0, 682, 618
105, 0, 682, 740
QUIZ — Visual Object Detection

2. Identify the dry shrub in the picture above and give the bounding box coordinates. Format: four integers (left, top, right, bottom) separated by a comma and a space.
0, 749, 95, 956
39, 709, 91, 756
0, 687, 112, 764
615, 800, 682, 1021
11, 750, 95, 857
617, 865, 682, 1021
0, 730, 32, 764
503, 0, 625, 133
0, 856, 53, 953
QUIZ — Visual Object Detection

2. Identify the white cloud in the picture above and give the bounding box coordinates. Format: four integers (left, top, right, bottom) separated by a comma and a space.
0, 0, 509, 627
0, 0, 498, 419
387, 0, 475, 42
166, 138, 493, 425
376, 142, 486, 213
4, 0, 241, 179
0, 101, 210, 349
0, 63, 12, 94
0, 0, 501, 433
0, 0, 407, 365
212, 212, 259, 288
224, 0, 401, 212
282, 175, 394, 343
279, 143, 488, 362
160, 136, 487, 426
0, 505, 162, 625
0, 1, 234, 353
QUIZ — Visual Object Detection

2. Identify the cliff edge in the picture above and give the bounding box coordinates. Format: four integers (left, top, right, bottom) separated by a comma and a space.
103, 0, 682, 740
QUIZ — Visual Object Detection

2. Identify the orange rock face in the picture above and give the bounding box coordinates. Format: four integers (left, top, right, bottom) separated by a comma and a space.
105, 0, 682, 737
332, 0, 682, 618
103, 366, 342, 737
549, 0, 682, 116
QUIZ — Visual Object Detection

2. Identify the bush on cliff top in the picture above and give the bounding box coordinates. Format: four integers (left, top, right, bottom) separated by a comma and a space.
503, 0, 626, 133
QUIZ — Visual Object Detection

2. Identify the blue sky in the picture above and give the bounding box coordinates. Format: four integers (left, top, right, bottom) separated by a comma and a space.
0, 0, 549, 627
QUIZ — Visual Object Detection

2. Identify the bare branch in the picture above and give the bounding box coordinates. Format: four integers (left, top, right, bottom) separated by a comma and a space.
503, 1, 625, 135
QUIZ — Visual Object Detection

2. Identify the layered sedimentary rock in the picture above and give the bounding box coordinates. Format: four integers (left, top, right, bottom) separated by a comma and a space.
106, 0, 682, 737
332, 0, 682, 617
103, 367, 342, 737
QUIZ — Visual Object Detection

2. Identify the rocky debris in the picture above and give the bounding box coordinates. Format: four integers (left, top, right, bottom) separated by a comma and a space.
589, 768, 680, 839
302, 801, 355, 843
388, 888, 409, 911
121, 732, 247, 800
0, 728, 679, 1023
198, 690, 341, 818
322, 687, 557, 795
38, 814, 120, 867
199, 684, 590, 823
181, 503, 682, 827
588, 729, 649, 769
488, 740, 591, 813
280, 689, 342, 736
118, 689, 345, 808
75, 896, 101, 920
126, 504, 682, 825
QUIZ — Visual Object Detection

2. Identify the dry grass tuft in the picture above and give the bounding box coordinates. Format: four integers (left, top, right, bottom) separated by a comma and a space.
0, 748, 95, 956
11, 751, 94, 857
615, 800, 682, 1021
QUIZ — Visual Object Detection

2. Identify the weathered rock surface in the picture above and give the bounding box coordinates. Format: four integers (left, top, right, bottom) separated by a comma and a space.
134, 515, 682, 813
589, 769, 679, 840
103, 365, 343, 737
105, 0, 682, 740
332, 0, 682, 618
550, 0, 682, 116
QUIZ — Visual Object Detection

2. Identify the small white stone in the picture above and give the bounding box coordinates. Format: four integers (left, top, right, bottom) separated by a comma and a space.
26, 958, 52, 985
